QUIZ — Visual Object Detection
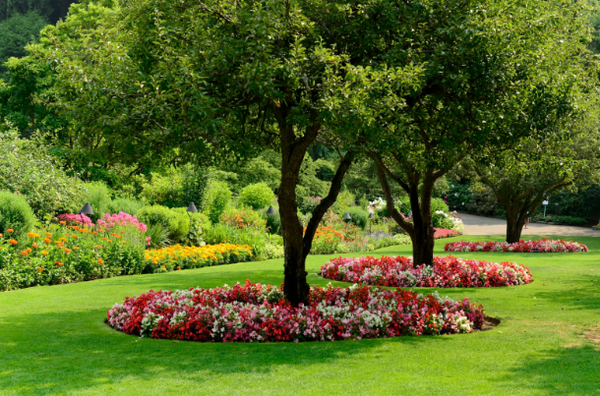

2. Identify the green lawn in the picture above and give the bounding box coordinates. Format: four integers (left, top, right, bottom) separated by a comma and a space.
1, 235, 599, 396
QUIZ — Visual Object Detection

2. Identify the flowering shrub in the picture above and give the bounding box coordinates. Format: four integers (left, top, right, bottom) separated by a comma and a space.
0, 222, 147, 291
97, 212, 148, 233
434, 228, 460, 239
444, 239, 588, 253
56, 213, 95, 228
220, 207, 266, 229
433, 211, 464, 234
107, 280, 485, 342
320, 255, 533, 288
308, 226, 345, 254
145, 243, 254, 272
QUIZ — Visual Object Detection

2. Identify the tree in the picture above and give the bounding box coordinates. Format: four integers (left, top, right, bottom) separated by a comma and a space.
39, 0, 421, 305
0, 11, 48, 80
336, 0, 597, 265
469, 118, 600, 243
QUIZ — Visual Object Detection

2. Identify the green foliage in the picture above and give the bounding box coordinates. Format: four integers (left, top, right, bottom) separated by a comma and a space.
0, 127, 85, 218
145, 223, 170, 249
0, 191, 35, 236
171, 208, 211, 246
430, 198, 449, 214
264, 212, 281, 235
530, 214, 587, 226
83, 182, 111, 222
238, 183, 275, 211
333, 190, 356, 215
344, 207, 369, 230
220, 207, 266, 230
140, 164, 209, 209
136, 205, 188, 243
0, 11, 48, 79
204, 181, 231, 224
107, 197, 143, 216
236, 157, 280, 192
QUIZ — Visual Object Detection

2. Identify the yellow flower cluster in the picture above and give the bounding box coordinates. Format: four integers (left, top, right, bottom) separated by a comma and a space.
145, 243, 254, 271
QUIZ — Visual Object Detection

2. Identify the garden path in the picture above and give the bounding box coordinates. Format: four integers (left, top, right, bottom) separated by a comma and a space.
458, 212, 600, 237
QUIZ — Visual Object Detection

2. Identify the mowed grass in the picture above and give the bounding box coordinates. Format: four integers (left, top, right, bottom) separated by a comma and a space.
1, 235, 599, 396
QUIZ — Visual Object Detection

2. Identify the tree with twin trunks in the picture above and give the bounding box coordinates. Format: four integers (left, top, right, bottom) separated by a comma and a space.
334, 0, 596, 266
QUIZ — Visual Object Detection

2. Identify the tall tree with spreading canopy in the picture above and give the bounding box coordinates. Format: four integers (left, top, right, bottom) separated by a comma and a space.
336, 0, 596, 265
37, 0, 421, 305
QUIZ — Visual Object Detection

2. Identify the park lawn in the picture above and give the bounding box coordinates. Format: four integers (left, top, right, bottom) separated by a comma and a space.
0, 235, 599, 396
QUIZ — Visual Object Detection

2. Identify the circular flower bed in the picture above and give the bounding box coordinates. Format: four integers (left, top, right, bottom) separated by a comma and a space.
444, 239, 588, 253
320, 255, 532, 288
107, 281, 485, 342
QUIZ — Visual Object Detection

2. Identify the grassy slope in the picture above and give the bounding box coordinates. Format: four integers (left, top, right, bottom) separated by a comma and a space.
0, 235, 599, 396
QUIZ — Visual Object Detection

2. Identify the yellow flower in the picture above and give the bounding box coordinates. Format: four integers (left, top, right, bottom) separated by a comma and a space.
41, 250, 49, 256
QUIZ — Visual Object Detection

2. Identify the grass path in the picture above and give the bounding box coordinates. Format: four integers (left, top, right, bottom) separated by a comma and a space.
1, 235, 599, 395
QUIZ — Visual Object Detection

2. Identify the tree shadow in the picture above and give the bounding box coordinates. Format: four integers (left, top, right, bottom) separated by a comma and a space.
0, 308, 450, 395
494, 344, 600, 395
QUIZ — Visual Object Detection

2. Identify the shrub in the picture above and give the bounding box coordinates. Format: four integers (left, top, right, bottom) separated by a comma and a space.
145, 224, 170, 249
171, 208, 212, 246
83, 182, 111, 222
0, 127, 85, 218
140, 165, 210, 209
204, 181, 232, 223
137, 205, 188, 243
107, 198, 143, 216
0, 191, 35, 237
238, 182, 275, 210
220, 207, 266, 229
265, 212, 281, 234
344, 207, 369, 230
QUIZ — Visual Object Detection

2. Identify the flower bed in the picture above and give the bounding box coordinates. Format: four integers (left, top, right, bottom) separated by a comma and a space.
320, 255, 533, 288
444, 239, 588, 253
434, 228, 460, 239
145, 244, 254, 272
107, 280, 485, 342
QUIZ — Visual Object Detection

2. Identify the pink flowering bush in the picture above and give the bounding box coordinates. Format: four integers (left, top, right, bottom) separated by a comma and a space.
321, 255, 533, 288
97, 212, 148, 233
434, 228, 459, 239
107, 280, 485, 342
56, 213, 94, 228
444, 239, 588, 253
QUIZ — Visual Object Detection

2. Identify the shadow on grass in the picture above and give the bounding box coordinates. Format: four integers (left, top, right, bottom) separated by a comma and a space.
0, 308, 449, 395
495, 345, 600, 395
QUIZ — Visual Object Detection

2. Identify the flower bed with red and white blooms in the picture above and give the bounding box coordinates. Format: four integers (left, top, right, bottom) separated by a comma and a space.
434, 228, 460, 239
320, 255, 532, 288
444, 239, 588, 253
107, 280, 485, 342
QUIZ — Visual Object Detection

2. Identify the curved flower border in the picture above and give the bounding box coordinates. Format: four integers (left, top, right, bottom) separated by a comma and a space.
320, 255, 533, 288
444, 239, 588, 253
107, 281, 485, 342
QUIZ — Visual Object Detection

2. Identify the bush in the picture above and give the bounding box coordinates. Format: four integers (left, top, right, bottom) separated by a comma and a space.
0, 191, 35, 237
137, 205, 188, 243
140, 164, 210, 209
265, 212, 281, 234
238, 182, 275, 210
107, 198, 143, 216
344, 207, 369, 230
204, 181, 232, 223
83, 182, 111, 222
0, 127, 85, 218
171, 208, 212, 246
220, 207, 266, 229
531, 214, 587, 226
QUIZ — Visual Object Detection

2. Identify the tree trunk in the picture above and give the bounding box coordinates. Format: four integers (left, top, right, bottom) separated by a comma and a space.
409, 176, 435, 266
505, 207, 525, 243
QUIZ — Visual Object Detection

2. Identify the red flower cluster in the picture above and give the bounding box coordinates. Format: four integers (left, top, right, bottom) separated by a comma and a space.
321, 255, 533, 288
444, 239, 588, 253
434, 228, 460, 239
107, 280, 485, 342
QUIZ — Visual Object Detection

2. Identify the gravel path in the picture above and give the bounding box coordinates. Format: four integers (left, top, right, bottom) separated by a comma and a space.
458, 212, 600, 237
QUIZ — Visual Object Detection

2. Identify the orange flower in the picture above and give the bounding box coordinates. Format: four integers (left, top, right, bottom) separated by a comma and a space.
176, 266, 181, 271
59, 221, 67, 225
37, 267, 43, 273
44, 238, 51, 244
32, 243, 38, 249
121, 230, 125, 234
73, 246, 80, 250
98, 258, 104, 265
27, 232, 40, 238
20, 250, 28, 256
64, 248, 71, 254
111, 232, 117, 236
7, 229, 14, 233
92, 231, 97, 235
41, 250, 49, 256
55, 261, 63, 267
0, 233, 3, 238
9, 239, 17, 245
